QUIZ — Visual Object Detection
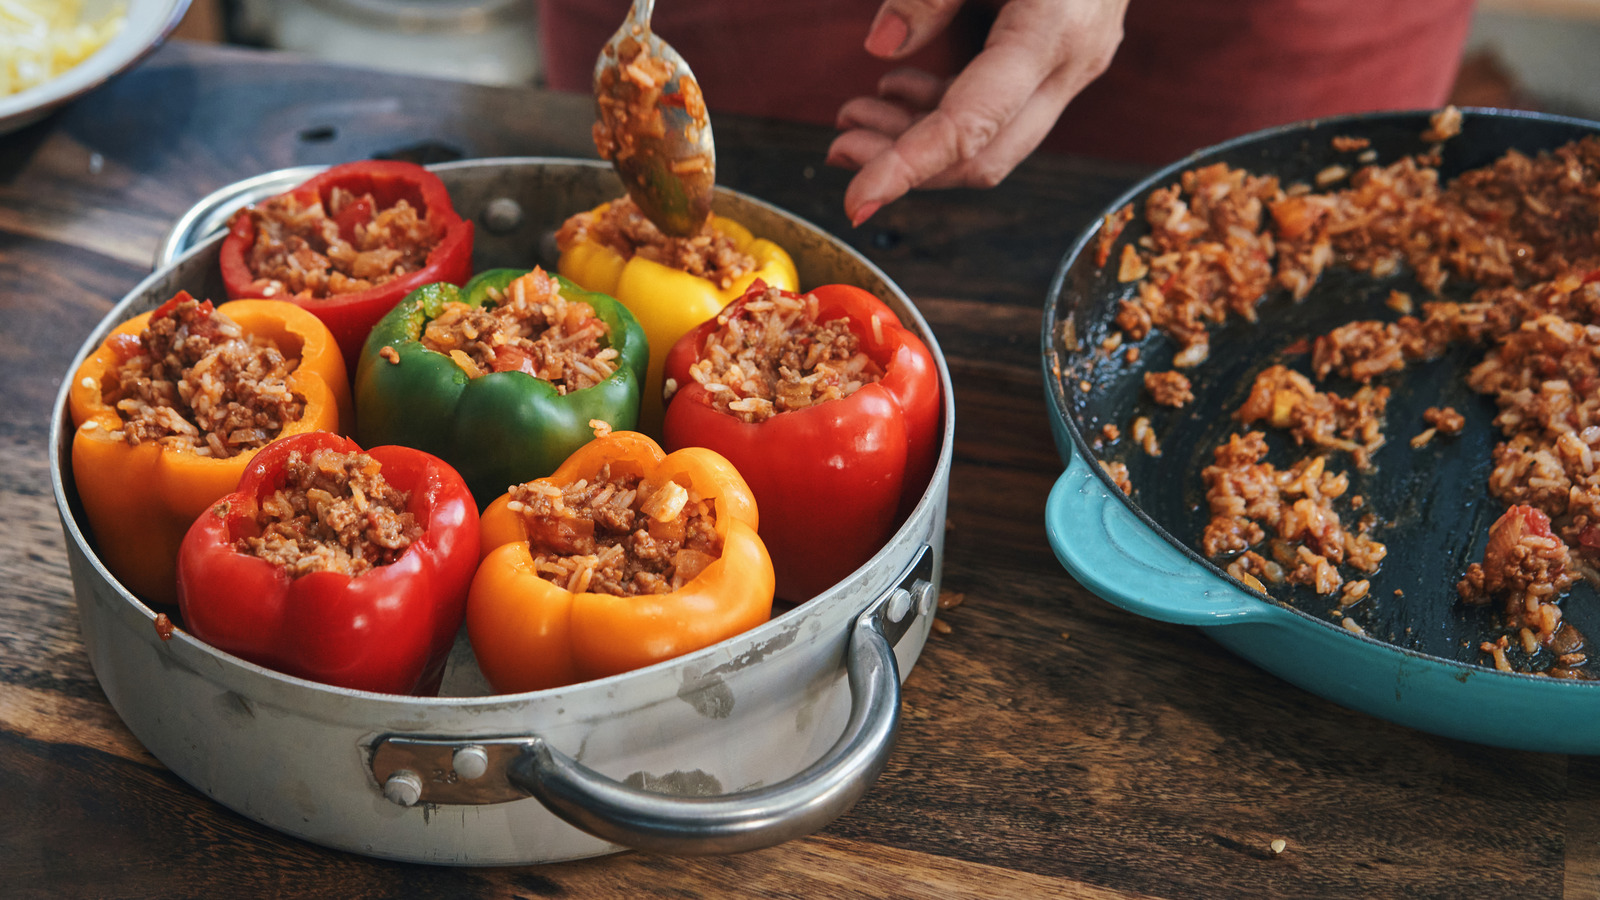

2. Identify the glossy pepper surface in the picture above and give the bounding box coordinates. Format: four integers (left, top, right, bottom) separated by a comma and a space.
68, 294, 352, 605
662, 283, 941, 602
557, 203, 798, 432
468, 430, 774, 693
353, 267, 649, 505
176, 431, 480, 695
219, 159, 475, 369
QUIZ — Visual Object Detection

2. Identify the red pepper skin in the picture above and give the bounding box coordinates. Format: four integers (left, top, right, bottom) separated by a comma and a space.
218, 160, 476, 369
662, 283, 941, 602
175, 431, 480, 695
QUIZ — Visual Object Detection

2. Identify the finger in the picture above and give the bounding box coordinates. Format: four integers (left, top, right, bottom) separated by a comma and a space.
842, 58, 1092, 214
841, 62, 1036, 219
843, 1, 1128, 222
940, 1, 1122, 126
825, 128, 897, 172
942, 65, 1087, 186
873, 67, 948, 111
834, 95, 920, 137
865, 0, 967, 59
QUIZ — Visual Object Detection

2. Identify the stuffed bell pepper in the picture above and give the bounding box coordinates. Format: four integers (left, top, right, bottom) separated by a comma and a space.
662, 282, 941, 602
555, 195, 798, 432
219, 159, 475, 369
468, 429, 774, 693
69, 292, 352, 605
354, 267, 649, 505
177, 431, 479, 695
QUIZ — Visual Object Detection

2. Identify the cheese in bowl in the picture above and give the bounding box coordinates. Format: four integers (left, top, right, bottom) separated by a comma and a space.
0, 0, 126, 97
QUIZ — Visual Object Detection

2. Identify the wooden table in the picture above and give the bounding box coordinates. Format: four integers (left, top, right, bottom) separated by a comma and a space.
3, 40, 1594, 899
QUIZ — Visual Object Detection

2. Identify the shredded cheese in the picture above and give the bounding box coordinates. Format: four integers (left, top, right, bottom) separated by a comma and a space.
0, 0, 126, 97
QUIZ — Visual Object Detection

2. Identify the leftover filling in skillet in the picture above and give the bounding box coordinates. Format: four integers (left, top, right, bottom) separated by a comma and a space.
675, 283, 886, 424
241, 447, 419, 577
1144, 370, 1194, 407
418, 268, 619, 389
1235, 365, 1390, 470
99, 296, 303, 459
240, 185, 439, 300
1099, 108, 1600, 677
505, 463, 722, 596
1202, 431, 1387, 596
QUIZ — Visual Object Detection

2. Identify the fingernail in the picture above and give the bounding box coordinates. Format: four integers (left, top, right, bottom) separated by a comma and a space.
850, 200, 883, 228
864, 11, 909, 57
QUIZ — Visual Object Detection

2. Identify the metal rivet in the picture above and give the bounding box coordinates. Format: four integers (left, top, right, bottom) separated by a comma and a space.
452, 745, 490, 781
886, 587, 913, 624
383, 770, 424, 807
483, 197, 524, 234
915, 580, 937, 617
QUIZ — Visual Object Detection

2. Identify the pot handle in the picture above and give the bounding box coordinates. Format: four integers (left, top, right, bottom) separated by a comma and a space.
1047, 442, 1269, 626
509, 591, 910, 855
369, 546, 935, 855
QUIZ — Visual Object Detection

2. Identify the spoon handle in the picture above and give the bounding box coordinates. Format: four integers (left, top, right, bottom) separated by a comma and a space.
630, 0, 655, 27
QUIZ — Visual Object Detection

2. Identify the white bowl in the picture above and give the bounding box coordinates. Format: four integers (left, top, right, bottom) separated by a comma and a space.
0, 0, 193, 134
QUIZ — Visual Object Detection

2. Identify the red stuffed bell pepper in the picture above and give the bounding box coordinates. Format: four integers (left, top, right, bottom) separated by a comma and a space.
219, 159, 475, 368
176, 431, 480, 695
662, 282, 940, 602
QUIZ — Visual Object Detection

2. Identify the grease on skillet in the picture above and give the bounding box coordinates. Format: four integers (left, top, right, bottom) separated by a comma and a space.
1077, 108, 1600, 678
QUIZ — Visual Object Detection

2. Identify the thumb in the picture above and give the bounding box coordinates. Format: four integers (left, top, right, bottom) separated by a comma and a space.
865, 0, 969, 59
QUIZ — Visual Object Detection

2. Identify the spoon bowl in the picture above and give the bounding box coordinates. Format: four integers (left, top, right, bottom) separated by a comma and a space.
592, 0, 716, 237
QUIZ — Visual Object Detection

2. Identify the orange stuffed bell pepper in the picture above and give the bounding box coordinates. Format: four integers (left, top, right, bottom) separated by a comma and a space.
555, 196, 798, 433
68, 292, 351, 605
467, 429, 774, 693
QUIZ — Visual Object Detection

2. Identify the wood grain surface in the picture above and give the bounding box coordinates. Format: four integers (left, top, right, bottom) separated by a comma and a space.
1, 40, 1591, 899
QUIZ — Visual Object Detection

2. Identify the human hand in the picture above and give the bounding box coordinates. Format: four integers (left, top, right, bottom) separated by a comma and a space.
827, 0, 1129, 225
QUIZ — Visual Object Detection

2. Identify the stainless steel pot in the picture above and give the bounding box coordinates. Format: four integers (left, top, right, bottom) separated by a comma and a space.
50, 159, 955, 865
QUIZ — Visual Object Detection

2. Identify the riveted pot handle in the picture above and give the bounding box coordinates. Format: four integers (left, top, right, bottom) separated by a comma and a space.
368, 549, 934, 849
1046, 443, 1270, 626
507, 591, 908, 855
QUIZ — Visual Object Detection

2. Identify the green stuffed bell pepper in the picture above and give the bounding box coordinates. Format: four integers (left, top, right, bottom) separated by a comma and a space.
355, 266, 649, 505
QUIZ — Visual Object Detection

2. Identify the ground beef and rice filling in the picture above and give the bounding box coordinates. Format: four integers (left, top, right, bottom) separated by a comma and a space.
1101, 109, 1600, 674
556, 195, 756, 291
99, 297, 303, 459
677, 283, 885, 424
1203, 431, 1386, 595
1143, 370, 1194, 408
241, 447, 420, 578
507, 465, 722, 597
1233, 365, 1391, 471
241, 186, 437, 299
418, 269, 619, 389
591, 31, 711, 180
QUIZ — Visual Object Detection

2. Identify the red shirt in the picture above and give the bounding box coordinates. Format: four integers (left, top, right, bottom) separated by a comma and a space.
539, 0, 1475, 164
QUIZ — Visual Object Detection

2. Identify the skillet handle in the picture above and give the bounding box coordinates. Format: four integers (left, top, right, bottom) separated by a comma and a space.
1046, 442, 1268, 626
505, 591, 909, 855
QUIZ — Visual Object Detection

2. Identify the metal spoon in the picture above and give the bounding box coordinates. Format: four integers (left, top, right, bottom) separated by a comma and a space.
592, 0, 716, 237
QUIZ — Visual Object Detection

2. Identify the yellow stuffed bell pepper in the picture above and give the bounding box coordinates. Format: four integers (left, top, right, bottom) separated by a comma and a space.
468, 430, 774, 693
557, 201, 799, 434
68, 293, 352, 605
